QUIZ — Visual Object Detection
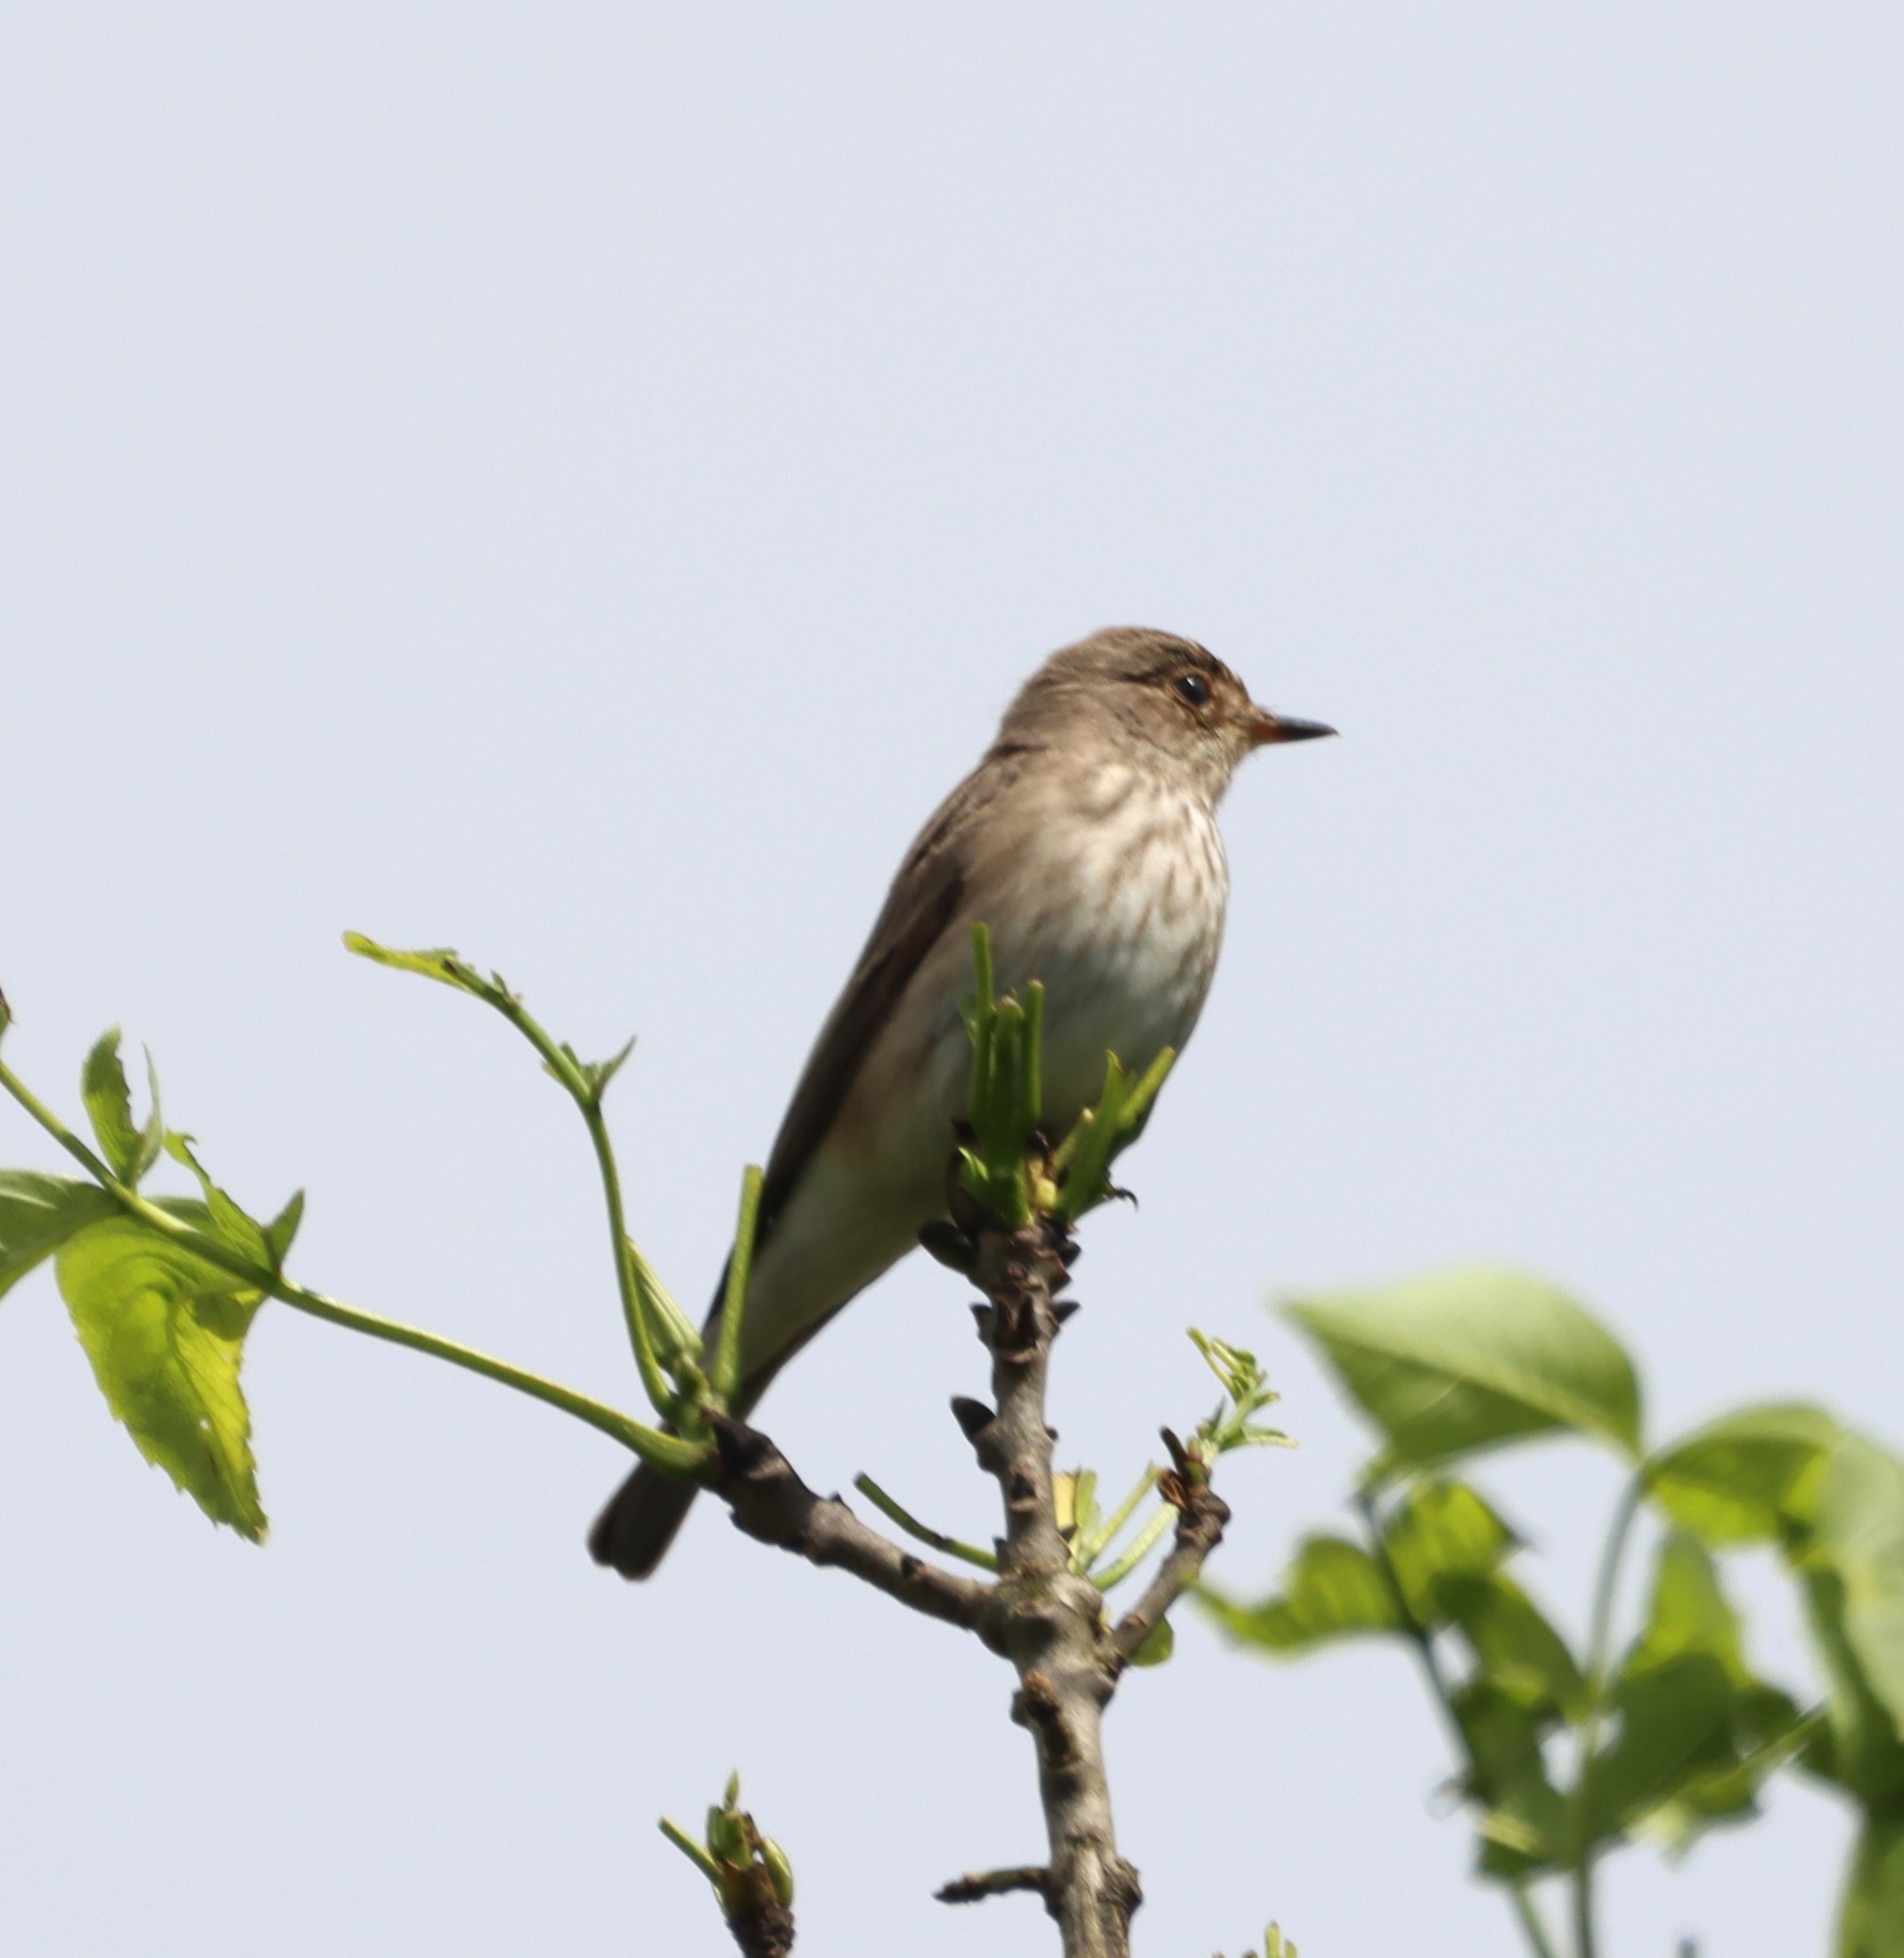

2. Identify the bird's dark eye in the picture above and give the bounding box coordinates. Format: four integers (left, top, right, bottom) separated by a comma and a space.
1173, 672, 1212, 707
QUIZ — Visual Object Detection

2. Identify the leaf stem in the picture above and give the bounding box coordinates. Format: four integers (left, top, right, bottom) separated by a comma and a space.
0, 1055, 118, 1187
470, 987, 677, 1415
658, 1817, 723, 1885
574, 1090, 675, 1412
1090, 1501, 1175, 1590
1569, 1473, 1645, 1958
1354, 1491, 1559, 1958
713, 1165, 764, 1407
268, 1277, 700, 1468
0, 1052, 698, 1472
851, 1473, 999, 1571
1077, 1464, 1159, 1567
1509, 1883, 1564, 1958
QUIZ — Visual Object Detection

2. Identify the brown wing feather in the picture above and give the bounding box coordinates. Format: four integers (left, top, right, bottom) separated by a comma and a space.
743, 746, 1029, 1263
589, 751, 1028, 1581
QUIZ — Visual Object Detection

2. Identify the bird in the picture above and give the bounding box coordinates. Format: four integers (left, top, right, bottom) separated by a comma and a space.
589, 625, 1333, 1578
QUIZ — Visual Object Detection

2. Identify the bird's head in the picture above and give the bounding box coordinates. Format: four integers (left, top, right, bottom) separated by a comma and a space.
997, 626, 1334, 804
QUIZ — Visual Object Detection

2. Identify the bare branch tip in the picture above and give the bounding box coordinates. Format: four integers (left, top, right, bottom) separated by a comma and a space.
934, 1865, 1052, 1906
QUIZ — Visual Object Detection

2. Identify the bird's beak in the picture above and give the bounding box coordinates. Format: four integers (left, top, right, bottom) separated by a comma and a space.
1245, 706, 1337, 747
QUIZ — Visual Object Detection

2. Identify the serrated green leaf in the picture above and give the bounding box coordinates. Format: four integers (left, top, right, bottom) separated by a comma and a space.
55, 1217, 267, 1539
163, 1133, 272, 1269
81, 1029, 147, 1182
1129, 1617, 1175, 1667
1383, 1481, 1517, 1623
1837, 1805, 1904, 1958
0, 1171, 118, 1301
1647, 1403, 1841, 1546
1285, 1265, 1642, 1473
1199, 1535, 1402, 1652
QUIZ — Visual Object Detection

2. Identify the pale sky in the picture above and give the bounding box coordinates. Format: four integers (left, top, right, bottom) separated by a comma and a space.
3, 10, 1900, 1954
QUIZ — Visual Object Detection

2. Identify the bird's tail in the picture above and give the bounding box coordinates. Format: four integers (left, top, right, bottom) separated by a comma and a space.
588, 1459, 699, 1581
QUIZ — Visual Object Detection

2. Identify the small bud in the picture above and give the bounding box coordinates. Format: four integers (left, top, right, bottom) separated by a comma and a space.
707, 1805, 747, 1864
951, 1396, 996, 1442
760, 1835, 796, 1907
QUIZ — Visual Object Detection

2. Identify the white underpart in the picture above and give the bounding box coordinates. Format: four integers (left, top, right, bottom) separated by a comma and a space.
732, 763, 1230, 1388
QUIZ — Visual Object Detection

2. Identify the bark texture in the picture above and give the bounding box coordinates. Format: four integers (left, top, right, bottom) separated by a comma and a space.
699, 1212, 1233, 1956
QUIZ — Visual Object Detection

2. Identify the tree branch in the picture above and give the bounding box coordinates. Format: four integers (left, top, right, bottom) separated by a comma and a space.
720, 1866, 795, 1958
960, 1218, 1144, 1958
706, 1414, 995, 1636
936, 1865, 1052, 1905
1110, 1434, 1231, 1668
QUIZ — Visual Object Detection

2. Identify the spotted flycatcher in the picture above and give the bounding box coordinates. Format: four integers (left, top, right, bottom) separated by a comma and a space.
590, 626, 1332, 1577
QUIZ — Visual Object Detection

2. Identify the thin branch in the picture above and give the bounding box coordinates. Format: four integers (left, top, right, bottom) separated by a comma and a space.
707, 1416, 994, 1636
1111, 1444, 1231, 1668
720, 1868, 795, 1958
936, 1865, 1052, 1905
379, 964, 682, 1413
1570, 1473, 1645, 1958
1509, 1882, 1565, 1958
1354, 1490, 1557, 1958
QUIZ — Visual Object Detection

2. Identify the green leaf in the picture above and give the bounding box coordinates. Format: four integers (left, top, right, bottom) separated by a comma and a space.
1647, 1402, 1841, 1546
1837, 1806, 1904, 1958
1382, 1481, 1517, 1622
1051, 1047, 1175, 1224
1440, 1571, 1587, 1721
0, 1170, 118, 1301
1594, 1533, 1809, 1853
1129, 1617, 1175, 1667
81, 1029, 161, 1184
956, 928, 1042, 1225
1803, 1562, 1904, 1805
263, 1188, 306, 1271
1199, 1535, 1402, 1652
1632, 1530, 1752, 1684
578, 1035, 636, 1101
1638, 1686, 1811, 1853
1452, 1678, 1570, 1877
1589, 1652, 1737, 1840
55, 1217, 267, 1539
163, 1133, 272, 1269
1817, 1437, 1904, 1740
343, 932, 499, 1000
1284, 1265, 1642, 1473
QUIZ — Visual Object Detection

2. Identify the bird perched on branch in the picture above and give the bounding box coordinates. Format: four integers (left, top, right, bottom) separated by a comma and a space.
590, 625, 1332, 1578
